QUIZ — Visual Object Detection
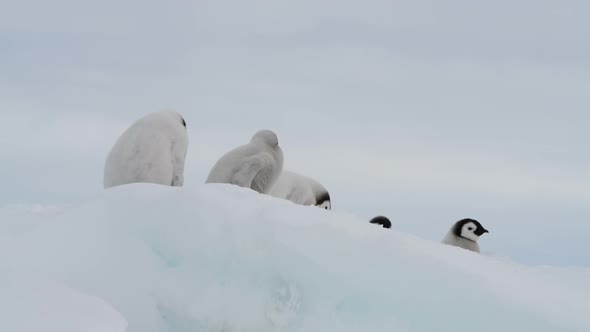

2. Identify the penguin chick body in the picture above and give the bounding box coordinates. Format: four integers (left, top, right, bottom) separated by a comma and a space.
269, 170, 331, 209
206, 130, 284, 194
104, 110, 188, 189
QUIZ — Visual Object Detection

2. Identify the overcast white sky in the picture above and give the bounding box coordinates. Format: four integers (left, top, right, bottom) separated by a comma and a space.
1, 0, 590, 266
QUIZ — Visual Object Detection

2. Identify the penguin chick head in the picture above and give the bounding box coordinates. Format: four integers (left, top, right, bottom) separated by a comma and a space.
251, 130, 279, 148
316, 192, 331, 210
318, 200, 331, 210
453, 218, 489, 242
161, 110, 186, 128
369, 216, 392, 229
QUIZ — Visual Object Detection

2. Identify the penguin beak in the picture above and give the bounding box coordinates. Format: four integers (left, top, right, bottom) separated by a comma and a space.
483, 228, 489, 234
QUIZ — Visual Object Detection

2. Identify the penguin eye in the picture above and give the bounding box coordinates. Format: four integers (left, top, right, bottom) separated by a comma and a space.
468, 227, 473, 231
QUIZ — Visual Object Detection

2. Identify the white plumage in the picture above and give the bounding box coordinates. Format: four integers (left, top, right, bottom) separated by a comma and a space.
441, 218, 489, 253
206, 130, 284, 194
269, 171, 331, 209
103, 111, 188, 189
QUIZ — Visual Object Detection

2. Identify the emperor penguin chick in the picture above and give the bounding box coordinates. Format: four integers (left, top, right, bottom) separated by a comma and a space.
206, 130, 284, 194
369, 216, 391, 229
442, 218, 489, 253
269, 171, 331, 209
104, 110, 188, 189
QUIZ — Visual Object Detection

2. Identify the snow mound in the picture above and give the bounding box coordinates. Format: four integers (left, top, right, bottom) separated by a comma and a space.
2, 184, 589, 332
0, 203, 65, 235
0, 274, 127, 332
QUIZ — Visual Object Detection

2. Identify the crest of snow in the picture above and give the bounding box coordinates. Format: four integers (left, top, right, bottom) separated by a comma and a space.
1, 184, 589, 332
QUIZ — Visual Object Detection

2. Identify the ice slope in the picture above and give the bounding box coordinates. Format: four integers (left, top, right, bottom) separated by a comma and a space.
0, 274, 127, 332
1, 183, 589, 332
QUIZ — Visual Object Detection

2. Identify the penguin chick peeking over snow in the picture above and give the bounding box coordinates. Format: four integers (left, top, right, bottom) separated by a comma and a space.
369, 216, 391, 229
442, 218, 489, 253
269, 171, 331, 210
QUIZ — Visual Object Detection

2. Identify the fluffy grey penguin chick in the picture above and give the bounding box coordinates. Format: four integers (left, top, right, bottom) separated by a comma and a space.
442, 218, 489, 253
104, 110, 188, 189
369, 216, 391, 229
206, 130, 284, 194
269, 170, 331, 209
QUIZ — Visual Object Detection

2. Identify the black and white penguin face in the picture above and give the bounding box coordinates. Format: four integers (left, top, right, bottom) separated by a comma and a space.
251, 130, 279, 148
455, 219, 489, 242
315, 192, 331, 210
317, 200, 331, 210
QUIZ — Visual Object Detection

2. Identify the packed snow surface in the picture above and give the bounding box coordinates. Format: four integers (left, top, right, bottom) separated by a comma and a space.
1, 184, 589, 331
0, 274, 127, 332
